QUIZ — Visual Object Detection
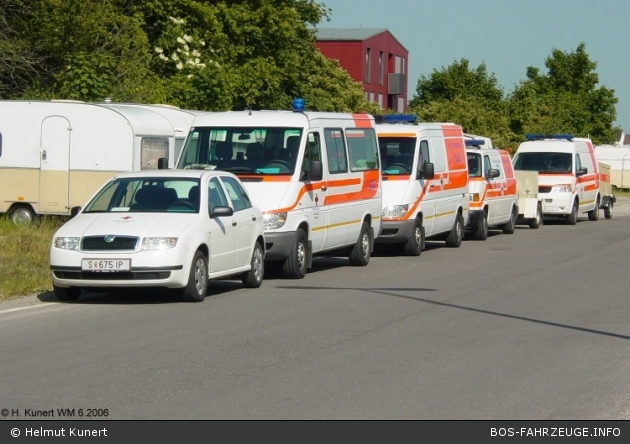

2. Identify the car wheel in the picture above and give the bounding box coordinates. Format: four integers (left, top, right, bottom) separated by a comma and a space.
9, 205, 35, 225
529, 202, 543, 229
181, 250, 208, 302
53, 284, 81, 301
502, 206, 517, 234
474, 211, 488, 240
282, 228, 307, 279
588, 195, 600, 221
604, 201, 613, 219
242, 242, 264, 288
445, 213, 464, 248
403, 218, 424, 256
566, 201, 578, 225
349, 221, 371, 266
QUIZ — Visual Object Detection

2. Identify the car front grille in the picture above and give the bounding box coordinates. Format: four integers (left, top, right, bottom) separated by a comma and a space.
81, 236, 139, 251
539, 186, 553, 193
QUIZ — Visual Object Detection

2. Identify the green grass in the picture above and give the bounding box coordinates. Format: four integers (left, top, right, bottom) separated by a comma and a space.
0, 216, 68, 301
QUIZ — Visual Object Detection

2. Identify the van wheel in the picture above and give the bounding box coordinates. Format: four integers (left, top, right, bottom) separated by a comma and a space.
604, 201, 613, 219
566, 201, 578, 225
349, 221, 371, 266
282, 228, 307, 279
53, 284, 82, 301
445, 213, 464, 248
529, 203, 543, 229
242, 242, 264, 288
474, 211, 488, 240
502, 207, 517, 234
181, 250, 208, 302
403, 218, 424, 256
588, 196, 600, 221
9, 205, 35, 225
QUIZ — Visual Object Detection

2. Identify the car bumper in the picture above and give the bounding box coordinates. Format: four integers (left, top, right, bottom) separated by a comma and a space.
541, 194, 574, 216
263, 230, 297, 261
374, 219, 415, 244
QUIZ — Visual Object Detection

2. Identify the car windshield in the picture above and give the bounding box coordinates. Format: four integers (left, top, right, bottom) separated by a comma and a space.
379, 137, 416, 175
83, 178, 201, 213
513, 152, 572, 173
178, 126, 303, 175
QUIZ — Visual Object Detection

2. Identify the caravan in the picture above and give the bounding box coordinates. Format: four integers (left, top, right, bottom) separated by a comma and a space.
0, 100, 175, 224
176, 100, 382, 278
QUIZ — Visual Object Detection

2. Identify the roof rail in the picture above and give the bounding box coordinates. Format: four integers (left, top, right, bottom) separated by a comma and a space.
375, 114, 417, 124
525, 133, 574, 141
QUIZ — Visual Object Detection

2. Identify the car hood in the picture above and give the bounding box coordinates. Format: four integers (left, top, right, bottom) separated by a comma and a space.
54, 213, 197, 238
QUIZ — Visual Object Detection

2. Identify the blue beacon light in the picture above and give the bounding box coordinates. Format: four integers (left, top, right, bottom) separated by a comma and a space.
292, 98, 305, 112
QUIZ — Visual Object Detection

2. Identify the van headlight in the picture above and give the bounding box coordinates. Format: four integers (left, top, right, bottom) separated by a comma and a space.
54, 237, 80, 250
382, 204, 409, 218
263, 212, 287, 230
142, 237, 178, 250
552, 184, 572, 193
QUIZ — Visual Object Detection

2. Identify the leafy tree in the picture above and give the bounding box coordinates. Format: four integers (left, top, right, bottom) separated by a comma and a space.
508, 43, 618, 145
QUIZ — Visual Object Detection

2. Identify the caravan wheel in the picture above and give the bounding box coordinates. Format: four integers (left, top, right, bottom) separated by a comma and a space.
9, 205, 35, 225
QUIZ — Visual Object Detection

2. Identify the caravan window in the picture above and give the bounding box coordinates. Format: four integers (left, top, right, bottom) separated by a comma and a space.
0, 132, 2, 157
141, 137, 169, 170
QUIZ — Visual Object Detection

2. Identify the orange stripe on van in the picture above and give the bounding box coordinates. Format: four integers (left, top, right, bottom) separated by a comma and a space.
441, 124, 463, 138
378, 133, 416, 138
238, 174, 291, 182
324, 170, 380, 205
351, 114, 374, 128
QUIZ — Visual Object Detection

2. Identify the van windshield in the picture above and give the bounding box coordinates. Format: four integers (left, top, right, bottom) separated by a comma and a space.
378, 137, 417, 175
513, 152, 572, 174
177, 127, 303, 175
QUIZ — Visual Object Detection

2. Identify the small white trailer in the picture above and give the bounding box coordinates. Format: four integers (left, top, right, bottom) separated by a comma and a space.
515, 170, 543, 228
0, 100, 175, 224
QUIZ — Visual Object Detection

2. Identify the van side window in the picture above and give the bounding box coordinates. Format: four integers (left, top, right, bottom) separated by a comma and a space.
324, 129, 348, 174
429, 137, 447, 172
221, 176, 252, 211
0, 132, 3, 157
347, 128, 379, 171
575, 154, 583, 173
419, 140, 430, 166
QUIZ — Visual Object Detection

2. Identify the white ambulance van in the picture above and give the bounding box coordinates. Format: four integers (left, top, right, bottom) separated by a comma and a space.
464, 136, 519, 240
512, 134, 600, 224
374, 115, 469, 256
176, 99, 382, 278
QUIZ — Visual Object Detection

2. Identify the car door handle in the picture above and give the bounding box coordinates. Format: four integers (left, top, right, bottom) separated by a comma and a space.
321, 186, 327, 191
232, 221, 237, 227
251, 215, 257, 221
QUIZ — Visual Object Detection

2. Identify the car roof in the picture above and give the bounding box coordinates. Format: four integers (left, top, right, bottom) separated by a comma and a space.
111, 169, 235, 180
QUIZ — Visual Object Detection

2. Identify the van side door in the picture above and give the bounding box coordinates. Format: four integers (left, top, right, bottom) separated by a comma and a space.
302, 131, 328, 252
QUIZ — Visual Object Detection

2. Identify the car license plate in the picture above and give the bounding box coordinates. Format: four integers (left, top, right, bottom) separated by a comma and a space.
81, 259, 130, 271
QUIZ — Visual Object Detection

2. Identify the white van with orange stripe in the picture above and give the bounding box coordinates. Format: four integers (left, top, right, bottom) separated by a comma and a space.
464, 136, 519, 240
512, 134, 600, 225
176, 100, 382, 278
374, 116, 469, 255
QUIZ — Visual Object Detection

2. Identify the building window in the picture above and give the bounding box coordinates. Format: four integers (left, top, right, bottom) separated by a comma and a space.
379, 52, 384, 85
369, 92, 375, 103
366, 48, 371, 83
378, 94, 383, 108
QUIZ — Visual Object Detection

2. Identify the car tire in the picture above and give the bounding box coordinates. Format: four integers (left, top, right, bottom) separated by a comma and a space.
242, 242, 264, 288
53, 284, 82, 301
181, 250, 208, 302
9, 205, 35, 225
349, 221, 371, 266
403, 218, 424, 256
474, 211, 488, 240
502, 206, 517, 234
445, 213, 464, 248
282, 228, 307, 279
604, 201, 613, 219
566, 201, 578, 225
529, 203, 543, 229
588, 195, 600, 221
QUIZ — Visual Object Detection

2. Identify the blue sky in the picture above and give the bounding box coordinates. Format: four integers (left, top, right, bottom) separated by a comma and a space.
316, 0, 629, 133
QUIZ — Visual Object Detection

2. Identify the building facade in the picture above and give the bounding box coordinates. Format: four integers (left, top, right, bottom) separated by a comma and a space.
315, 28, 408, 112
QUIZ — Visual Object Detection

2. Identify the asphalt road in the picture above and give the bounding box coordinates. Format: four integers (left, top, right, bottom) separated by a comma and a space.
1, 208, 630, 420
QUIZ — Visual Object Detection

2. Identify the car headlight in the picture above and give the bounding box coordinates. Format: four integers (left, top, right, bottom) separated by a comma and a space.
382, 204, 409, 218
263, 212, 287, 230
552, 184, 572, 193
54, 237, 80, 250
142, 237, 178, 251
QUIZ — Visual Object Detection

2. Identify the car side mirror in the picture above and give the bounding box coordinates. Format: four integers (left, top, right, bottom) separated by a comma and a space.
210, 206, 233, 218
419, 162, 435, 180
486, 168, 500, 179
576, 167, 587, 177
70, 206, 81, 218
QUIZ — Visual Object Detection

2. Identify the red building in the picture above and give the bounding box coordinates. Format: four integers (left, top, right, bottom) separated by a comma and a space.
315, 28, 408, 112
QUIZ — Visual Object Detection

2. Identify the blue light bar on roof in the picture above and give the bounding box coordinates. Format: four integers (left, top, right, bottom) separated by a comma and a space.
376, 114, 417, 124
292, 98, 305, 112
465, 139, 485, 147
525, 133, 574, 141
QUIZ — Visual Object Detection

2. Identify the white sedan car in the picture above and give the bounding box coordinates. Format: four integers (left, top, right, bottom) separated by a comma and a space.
50, 170, 265, 302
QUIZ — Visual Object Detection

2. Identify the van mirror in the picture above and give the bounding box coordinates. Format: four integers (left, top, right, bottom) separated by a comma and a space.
70, 206, 81, 218
576, 167, 587, 177
157, 157, 169, 169
419, 162, 435, 180
303, 159, 323, 181
210, 206, 233, 218
486, 168, 500, 179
